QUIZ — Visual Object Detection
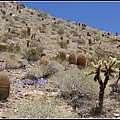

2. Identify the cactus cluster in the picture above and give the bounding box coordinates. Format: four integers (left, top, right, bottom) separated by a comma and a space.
0, 72, 11, 100
68, 52, 87, 69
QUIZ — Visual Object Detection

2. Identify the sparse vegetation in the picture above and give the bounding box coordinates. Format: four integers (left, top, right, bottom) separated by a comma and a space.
23, 47, 43, 61
6, 42, 21, 53
0, 1, 119, 119
57, 28, 64, 35
57, 40, 68, 49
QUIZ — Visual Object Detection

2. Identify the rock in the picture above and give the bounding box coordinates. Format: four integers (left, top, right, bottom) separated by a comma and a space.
114, 113, 120, 118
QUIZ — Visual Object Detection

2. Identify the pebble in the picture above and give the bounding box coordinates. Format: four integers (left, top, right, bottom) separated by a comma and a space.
114, 113, 120, 118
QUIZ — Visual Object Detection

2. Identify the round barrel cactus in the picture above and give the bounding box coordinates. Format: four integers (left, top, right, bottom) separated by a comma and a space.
0, 72, 11, 100
77, 53, 86, 69
59, 50, 66, 61
69, 52, 77, 64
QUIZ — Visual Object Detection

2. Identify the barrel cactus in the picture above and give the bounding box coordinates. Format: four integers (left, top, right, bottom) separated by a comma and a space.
59, 49, 66, 61
0, 72, 11, 100
69, 52, 77, 64
77, 53, 86, 69
40, 56, 49, 65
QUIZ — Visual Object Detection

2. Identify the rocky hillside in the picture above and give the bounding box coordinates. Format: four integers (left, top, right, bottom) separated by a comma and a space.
0, 1, 119, 119
0, 1, 120, 62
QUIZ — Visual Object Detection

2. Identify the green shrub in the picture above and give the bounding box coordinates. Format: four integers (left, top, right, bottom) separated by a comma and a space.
23, 47, 43, 61
57, 41, 68, 49
57, 28, 64, 35
6, 43, 21, 53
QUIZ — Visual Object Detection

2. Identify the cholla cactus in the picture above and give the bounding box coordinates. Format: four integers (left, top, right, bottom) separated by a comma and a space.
85, 57, 120, 113
0, 72, 11, 100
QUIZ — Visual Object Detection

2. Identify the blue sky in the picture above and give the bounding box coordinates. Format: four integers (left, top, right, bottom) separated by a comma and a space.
18, 1, 120, 34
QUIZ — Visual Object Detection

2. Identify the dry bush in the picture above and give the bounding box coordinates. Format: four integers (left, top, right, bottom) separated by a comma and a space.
27, 60, 65, 79
6, 42, 21, 53
57, 40, 68, 49
48, 68, 99, 100
0, 52, 21, 69
23, 47, 43, 61
16, 98, 74, 118
77, 37, 86, 45
0, 42, 8, 52
57, 28, 64, 35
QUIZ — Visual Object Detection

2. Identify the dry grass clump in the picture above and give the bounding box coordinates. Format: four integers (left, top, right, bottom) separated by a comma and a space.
6, 42, 21, 53
0, 42, 8, 52
0, 52, 21, 69
27, 60, 65, 79
23, 47, 43, 61
15, 98, 73, 118
49, 68, 99, 100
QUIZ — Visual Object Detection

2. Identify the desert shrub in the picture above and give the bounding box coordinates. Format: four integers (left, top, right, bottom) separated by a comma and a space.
23, 47, 43, 61
0, 42, 8, 52
49, 68, 99, 101
1, 32, 13, 40
16, 98, 73, 118
0, 71, 11, 100
21, 29, 28, 38
13, 16, 19, 21
51, 23, 58, 31
27, 60, 65, 79
70, 30, 78, 36
49, 52, 68, 67
0, 52, 21, 69
6, 42, 21, 53
57, 41, 68, 49
38, 25, 46, 33
57, 28, 64, 35
77, 37, 86, 45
